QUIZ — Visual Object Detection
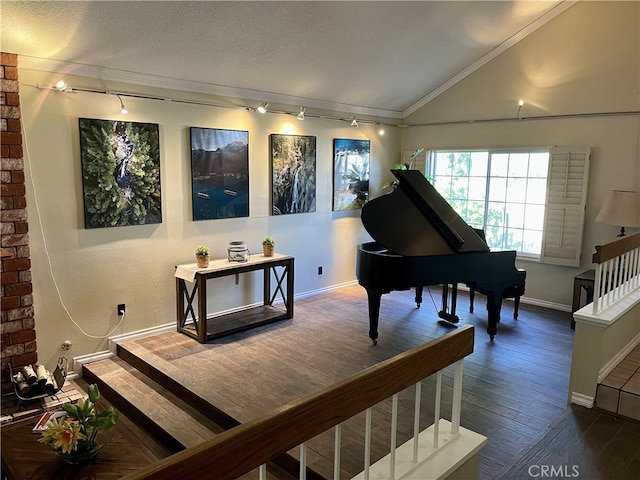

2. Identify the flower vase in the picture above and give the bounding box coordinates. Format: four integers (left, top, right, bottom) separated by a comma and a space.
55, 442, 102, 465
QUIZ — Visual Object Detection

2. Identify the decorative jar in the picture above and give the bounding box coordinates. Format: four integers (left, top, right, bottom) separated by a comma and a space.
227, 241, 250, 263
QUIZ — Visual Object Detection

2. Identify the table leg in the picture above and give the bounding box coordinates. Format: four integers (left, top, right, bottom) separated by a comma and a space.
197, 274, 207, 343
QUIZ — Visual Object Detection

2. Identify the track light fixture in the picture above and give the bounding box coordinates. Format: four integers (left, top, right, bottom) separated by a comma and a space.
296, 107, 305, 121
55, 80, 71, 92
257, 102, 268, 114
350, 117, 358, 127
117, 95, 128, 115
517, 99, 525, 119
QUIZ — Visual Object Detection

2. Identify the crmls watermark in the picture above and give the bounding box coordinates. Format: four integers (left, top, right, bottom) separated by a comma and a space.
528, 465, 580, 478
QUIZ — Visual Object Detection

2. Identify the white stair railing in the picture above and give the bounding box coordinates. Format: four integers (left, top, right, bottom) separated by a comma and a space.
592, 233, 640, 314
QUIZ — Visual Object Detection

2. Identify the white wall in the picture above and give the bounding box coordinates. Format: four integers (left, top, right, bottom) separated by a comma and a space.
19, 69, 400, 367
402, 1, 640, 306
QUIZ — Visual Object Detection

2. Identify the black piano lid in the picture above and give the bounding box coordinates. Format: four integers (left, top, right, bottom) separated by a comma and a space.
361, 170, 489, 257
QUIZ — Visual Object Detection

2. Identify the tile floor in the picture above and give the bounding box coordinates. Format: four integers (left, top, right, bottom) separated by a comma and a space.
595, 343, 640, 421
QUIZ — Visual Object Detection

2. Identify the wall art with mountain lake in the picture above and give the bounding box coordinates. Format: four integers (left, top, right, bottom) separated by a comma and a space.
190, 127, 249, 221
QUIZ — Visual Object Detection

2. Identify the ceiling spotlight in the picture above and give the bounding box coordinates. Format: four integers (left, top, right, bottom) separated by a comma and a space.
517, 99, 525, 119
257, 102, 268, 114
350, 117, 358, 127
55, 80, 70, 92
296, 107, 305, 121
117, 95, 128, 115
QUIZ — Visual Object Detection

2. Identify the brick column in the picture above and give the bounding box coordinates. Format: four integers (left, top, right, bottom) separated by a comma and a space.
1, 52, 37, 395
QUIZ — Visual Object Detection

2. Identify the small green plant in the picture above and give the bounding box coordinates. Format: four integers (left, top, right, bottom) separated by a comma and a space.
195, 245, 210, 256
262, 237, 275, 246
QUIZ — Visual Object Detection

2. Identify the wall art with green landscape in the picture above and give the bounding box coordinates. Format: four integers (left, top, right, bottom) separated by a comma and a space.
79, 118, 161, 228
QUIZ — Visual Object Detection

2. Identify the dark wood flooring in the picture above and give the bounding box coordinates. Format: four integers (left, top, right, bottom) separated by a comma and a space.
114, 284, 639, 479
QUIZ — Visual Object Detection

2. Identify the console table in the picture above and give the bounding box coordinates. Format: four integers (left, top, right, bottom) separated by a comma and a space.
175, 253, 294, 343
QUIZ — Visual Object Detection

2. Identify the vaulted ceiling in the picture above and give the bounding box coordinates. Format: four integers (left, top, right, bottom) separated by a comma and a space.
1, 1, 572, 119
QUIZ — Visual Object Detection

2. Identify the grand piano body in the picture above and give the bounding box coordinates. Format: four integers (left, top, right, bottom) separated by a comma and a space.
356, 170, 526, 343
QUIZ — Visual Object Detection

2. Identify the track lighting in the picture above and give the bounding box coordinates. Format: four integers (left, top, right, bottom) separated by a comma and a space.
296, 107, 305, 121
117, 95, 128, 115
350, 117, 358, 127
517, 99, 525, 119
257, 102, 268, 114
55, 80, 70, 92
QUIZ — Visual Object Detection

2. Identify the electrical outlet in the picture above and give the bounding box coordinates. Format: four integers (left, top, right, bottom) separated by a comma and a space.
318, 266, 323, 275
117, 303, 126, 315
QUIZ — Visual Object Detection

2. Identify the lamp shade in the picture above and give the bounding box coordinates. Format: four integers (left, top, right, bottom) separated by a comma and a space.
595, 190, 640, 236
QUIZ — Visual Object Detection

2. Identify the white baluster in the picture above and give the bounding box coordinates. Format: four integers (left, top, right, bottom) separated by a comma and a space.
334, 423, 342, 480
259, 464, 266, 480
364, 408, 372, 480
390, 393, 398, 479
451, 359, 464, 435
593, 264, 602, 314
413, 381, 421, 462
434, 371, 442, 448
300, 442, 307, 480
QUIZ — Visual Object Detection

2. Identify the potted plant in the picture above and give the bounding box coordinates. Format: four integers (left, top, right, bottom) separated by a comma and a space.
38, 384, 119, 464
195, 245, 210, 268
262, 237, 275, 257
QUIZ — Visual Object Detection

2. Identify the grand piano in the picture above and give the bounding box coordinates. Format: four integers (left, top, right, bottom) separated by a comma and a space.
356, 169, 526, 343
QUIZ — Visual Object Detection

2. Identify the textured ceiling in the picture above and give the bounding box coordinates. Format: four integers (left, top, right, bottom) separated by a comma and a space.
1, 1, 569, 118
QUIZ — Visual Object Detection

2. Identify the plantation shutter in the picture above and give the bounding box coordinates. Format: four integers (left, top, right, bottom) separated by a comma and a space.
540, 146, 591, 266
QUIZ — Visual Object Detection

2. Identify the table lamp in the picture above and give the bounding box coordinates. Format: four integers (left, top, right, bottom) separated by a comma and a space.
595, 190, 640, 237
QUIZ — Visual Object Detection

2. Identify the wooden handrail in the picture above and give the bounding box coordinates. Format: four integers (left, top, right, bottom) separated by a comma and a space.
123, 325, 475, 480
592, 231, 640, 264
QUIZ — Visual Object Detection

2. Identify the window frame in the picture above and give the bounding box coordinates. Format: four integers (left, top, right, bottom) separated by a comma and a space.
424, 146, 590, 266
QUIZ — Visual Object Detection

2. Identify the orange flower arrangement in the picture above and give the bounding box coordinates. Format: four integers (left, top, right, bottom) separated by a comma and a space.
39, 384, 119, 460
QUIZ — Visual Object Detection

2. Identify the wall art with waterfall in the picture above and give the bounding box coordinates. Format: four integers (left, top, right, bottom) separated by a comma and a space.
332, 138, 370, 211
190, 127, 249, 221
270, 134, 317, 215
79, 118, 161, 228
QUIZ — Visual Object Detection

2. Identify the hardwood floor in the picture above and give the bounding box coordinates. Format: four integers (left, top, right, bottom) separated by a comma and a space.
110, 286, 584, 479
96, 284, 638, 479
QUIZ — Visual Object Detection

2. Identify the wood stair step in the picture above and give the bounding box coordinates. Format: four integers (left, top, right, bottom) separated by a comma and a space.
82, 356, 224, 451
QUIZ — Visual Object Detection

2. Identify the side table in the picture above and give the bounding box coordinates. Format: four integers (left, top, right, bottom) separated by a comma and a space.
571, 269, 595, 329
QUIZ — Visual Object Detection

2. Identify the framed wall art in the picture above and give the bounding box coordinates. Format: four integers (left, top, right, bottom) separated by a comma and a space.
79, 118, 161, 228
190, 127, 249, 221
332, 138, 370, 211
270, 134, 316, 215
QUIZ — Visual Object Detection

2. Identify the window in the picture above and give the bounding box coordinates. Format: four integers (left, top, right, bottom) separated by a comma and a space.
426, 147, 590, 266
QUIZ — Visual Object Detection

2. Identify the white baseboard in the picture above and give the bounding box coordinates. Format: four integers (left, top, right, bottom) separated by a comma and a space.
570, 392, 594, 408
70, 350, 115, 379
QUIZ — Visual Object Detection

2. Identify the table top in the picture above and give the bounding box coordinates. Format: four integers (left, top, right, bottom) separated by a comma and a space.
1, 415, 163, 480
575, 269, 596, 282
175, 253, 293, 282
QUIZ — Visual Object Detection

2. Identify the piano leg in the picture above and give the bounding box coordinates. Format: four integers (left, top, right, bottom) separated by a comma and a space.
414, 286, 423, 308
366, 290, 383, 345
486, 299, 502, 340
